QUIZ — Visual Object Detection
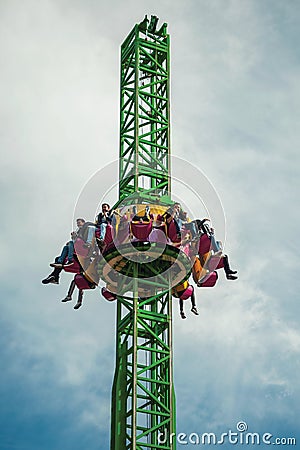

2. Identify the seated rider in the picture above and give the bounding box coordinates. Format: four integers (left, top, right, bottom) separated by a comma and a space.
41, 218, 96, 284
172, 282, 199, 319
196, 220, 238, 281
163, 202, 183, 238
61, 257, 99, 309
96, 203, 115, 245
50, 218, 96, 268
98, 216, 115, 253
163, 202, 194, 246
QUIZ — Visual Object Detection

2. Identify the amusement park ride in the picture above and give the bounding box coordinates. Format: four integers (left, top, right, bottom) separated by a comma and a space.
43, 15, 237, 450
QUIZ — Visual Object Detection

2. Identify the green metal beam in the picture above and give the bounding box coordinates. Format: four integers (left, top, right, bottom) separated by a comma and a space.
111, 285, 176, 449
119, 16, 171, 201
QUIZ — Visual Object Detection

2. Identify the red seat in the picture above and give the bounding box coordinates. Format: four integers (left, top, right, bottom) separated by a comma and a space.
63, 256, 82, 274
179, 285, 194, 300
131, 221, 153, 240
101, 224, 116, 254
74, 273, 96, 290
216, 258, 224, 270
148, 228, 168, 244
101, 287, 117, 301
198, 271, 218, 287
198, 234, 211, 255
74, 238, 90, 257
104, 224, 114, 245
206, 255, 224, 272
167, 220, 181, 243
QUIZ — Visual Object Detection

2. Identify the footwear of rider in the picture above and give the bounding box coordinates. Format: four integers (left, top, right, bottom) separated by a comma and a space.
191, 307, 199, 315
226, 274, 238, 280
61, 296, 72, 302
74, 301, 82, 310
227, 269, 238, 274
50, 262, 63, 268
42, 275, 57, 284
180, 311, 186, 319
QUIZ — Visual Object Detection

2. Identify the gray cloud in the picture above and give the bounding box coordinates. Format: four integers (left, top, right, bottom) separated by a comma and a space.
1, 0, 299, 447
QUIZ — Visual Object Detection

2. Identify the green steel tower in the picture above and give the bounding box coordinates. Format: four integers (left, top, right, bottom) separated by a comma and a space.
107, 15, 187, 450
118, 15, 171, 204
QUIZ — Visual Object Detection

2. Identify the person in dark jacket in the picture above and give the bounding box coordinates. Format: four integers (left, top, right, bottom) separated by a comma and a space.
50, 218, 86, 268
96, 203, 115, 244
41, 218, 95, 284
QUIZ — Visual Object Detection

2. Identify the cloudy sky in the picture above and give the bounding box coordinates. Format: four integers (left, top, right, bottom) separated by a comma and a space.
1, 0, 299, 448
